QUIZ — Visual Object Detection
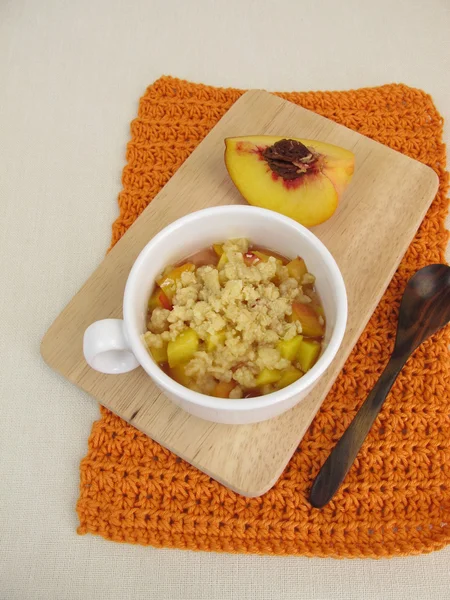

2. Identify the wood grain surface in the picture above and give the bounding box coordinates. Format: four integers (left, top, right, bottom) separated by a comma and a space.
41, 90, 439, 496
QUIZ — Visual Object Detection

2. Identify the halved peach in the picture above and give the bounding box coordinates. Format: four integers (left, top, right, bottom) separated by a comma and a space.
224, 136, 354, 227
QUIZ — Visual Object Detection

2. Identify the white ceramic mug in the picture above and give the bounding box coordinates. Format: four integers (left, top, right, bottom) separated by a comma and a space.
83, 206, 347, 424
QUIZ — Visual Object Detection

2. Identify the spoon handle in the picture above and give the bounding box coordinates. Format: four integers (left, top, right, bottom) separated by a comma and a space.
309, 356, 405, 508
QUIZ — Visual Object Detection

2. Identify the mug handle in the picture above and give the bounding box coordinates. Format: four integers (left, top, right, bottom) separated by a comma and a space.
83, 319, 140, 374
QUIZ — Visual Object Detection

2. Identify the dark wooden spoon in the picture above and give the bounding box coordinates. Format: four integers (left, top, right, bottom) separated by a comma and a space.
309, 264, 450, 508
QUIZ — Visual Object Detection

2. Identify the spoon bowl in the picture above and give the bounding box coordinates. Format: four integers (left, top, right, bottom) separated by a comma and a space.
394, 264, 450, 355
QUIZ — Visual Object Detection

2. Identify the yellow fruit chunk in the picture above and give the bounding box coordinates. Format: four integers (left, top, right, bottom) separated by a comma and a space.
291, 302, 325, 337
170, 364, 193, 388
214, 381, 236, 398
157, 263, 195, 300
286, 257, 308, 282
277, 335, 303, 361
217, 252, 228, 270
213, 243, 224, 257
297, 339, 321, 372
167, 328, 199, 368
148, 288, 172, 311
224, 136, 354, 227
276, 367, 303, 389
206, 330, 226, 352
255, 368, 282, 387
150, 342, 168, 364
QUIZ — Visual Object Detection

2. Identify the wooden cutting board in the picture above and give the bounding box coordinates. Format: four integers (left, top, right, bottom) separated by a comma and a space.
41, 90, 438, 497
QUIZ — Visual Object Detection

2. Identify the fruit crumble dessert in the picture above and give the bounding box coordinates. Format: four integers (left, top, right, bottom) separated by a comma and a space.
142, 239, 325, 399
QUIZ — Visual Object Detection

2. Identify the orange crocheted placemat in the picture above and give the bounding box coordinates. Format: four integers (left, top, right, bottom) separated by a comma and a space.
77, 76, 450, 557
